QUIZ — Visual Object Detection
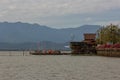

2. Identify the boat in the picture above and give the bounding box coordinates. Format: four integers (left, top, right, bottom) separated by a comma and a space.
29, 50, 63, 55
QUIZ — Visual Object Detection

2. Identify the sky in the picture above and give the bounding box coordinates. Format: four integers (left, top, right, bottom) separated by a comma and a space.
0, 0, 120, 28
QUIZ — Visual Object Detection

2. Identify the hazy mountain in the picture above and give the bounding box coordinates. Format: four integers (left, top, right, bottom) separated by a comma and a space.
0, 22, 101, 50
0, 22, 101, 43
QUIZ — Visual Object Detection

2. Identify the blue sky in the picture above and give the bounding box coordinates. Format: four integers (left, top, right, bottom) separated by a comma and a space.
0, 0, 120, 28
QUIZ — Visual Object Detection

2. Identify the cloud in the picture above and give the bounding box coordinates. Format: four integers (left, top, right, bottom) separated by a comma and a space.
0, 0, 120, 28
85, 17, 93, 22
0, 0, 120, 16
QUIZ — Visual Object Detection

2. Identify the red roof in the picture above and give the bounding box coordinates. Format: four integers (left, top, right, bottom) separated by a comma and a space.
112, 43, 120, 48
97, 43, 120, 48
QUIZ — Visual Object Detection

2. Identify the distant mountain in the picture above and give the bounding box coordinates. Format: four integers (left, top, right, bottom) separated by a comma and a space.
0, 22, 101, 50
0, 22, 101, 43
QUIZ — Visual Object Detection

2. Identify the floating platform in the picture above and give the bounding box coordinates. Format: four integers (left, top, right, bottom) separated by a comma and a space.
97, 48, 120, 57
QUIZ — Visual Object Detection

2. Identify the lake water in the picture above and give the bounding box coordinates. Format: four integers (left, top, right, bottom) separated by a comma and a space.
0, 51, 120, 80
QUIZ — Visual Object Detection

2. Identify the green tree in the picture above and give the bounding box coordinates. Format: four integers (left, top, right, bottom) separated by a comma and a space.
96, 24, 120, 44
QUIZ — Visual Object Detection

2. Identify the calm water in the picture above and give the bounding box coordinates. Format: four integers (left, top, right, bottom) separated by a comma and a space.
0, 51, 120, 80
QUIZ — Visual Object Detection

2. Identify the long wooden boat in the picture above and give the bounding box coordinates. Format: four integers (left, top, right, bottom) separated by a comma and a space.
29, 50, 70, 55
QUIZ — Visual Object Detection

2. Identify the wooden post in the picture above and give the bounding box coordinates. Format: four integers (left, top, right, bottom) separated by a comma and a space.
23, 50, 24, 56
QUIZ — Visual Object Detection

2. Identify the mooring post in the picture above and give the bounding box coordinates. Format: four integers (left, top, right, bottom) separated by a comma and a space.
23, 50, 24, 56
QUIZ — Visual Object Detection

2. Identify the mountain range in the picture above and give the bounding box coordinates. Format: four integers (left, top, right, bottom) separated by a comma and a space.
0, 22, 101, 50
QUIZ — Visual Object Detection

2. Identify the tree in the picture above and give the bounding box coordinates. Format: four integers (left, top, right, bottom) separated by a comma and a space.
96, 24, 120, 44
